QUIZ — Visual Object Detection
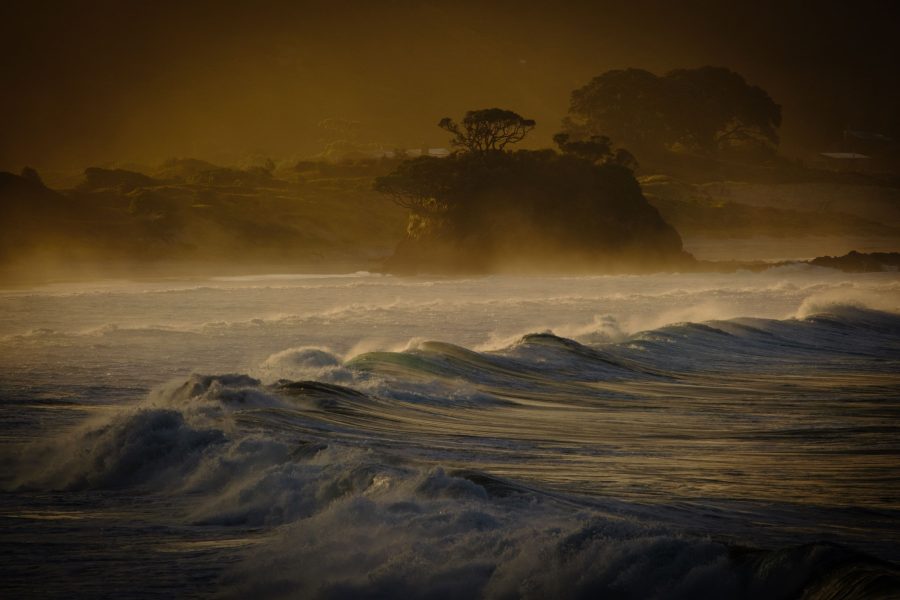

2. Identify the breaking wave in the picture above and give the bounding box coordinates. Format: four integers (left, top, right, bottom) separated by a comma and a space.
6, 305, 900, 597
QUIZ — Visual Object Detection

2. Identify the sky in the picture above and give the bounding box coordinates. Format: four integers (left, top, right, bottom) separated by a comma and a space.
2, 0, 898, 170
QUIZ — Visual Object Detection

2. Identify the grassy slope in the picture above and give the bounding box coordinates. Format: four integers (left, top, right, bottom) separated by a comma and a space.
641, 175, 900, 240
0, 165, 408, 283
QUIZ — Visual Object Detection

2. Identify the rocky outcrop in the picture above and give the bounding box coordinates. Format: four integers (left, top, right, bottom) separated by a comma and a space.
809, 250, 900, 272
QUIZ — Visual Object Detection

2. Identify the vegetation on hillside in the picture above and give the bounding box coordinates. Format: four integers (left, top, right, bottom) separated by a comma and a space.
562, 66, 781, 162
0, 160, 406, 279
374, 109, 690, 273
3, 65, 897, 281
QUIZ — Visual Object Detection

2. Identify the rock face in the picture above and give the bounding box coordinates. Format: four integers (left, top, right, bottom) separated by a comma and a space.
380, 151, 693, 274
810, 251, 900, 272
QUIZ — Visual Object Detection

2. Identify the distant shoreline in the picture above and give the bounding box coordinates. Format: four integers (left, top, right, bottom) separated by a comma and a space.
1, 250, 898, 289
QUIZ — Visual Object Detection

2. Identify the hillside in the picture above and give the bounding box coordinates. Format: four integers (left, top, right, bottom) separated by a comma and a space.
641, 175, 900, 260
0, 161, 407, 282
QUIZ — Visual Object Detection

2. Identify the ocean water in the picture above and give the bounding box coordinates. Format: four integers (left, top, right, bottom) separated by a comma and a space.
1, 268, 899, 598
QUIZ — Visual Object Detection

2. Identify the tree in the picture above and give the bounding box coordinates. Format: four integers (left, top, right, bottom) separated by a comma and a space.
376, 108, 535, 214
566, 69, 672, 151
665, 66, 781, 154
553, 132, 638, 170
439, 108, 536, 153
373, 155, 457, 214
562, 67, 781, 158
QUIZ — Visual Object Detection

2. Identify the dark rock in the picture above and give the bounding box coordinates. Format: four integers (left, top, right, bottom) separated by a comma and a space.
809, 250, 900, 272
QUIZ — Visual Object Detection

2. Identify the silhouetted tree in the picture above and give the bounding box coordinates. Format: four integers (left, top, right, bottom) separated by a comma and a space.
553, 133, 638, 170
439, 108, 536, 153
665, 67, 781, 154
373, 156, 457, 214
565, 69, 672, 152
563, 67, 781, 158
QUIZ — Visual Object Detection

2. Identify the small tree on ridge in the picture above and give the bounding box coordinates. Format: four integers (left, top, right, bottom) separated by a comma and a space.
439, 108, 536, 153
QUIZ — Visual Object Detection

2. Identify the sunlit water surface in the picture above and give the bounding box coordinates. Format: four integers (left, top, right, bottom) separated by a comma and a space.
1, 268, 899, 598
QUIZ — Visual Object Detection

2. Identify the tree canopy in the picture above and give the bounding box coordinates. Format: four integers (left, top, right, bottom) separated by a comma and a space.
563, 67, 781, 158
372, 156, 458, 214
665, 67, 782, 154
439, 108, 536, 153
553, 132, 638, 170
374, 110, 688, 273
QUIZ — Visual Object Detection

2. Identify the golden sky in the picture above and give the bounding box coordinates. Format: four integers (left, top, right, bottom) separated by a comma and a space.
2, 0, 897, 170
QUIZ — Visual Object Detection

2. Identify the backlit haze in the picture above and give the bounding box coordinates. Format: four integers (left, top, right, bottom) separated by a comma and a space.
2, 0, 898, 173
1, 3, 900, 598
